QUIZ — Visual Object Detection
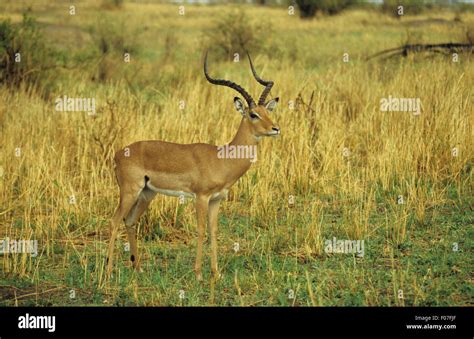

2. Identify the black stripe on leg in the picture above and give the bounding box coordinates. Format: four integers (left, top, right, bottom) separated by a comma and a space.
131, 254, 135, 262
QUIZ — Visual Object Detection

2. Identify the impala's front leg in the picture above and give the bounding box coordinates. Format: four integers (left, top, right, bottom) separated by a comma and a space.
208, 199, 221, 280
194, 195, 209, 281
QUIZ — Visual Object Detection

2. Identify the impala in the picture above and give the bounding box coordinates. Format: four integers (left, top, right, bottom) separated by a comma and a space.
106, 52, 280, 281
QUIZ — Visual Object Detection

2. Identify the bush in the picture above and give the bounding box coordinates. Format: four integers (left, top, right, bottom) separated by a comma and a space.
205, 10, 268, 60
89, 16, 140, 82
296, 0, 357, 19
0, 14, 56, 87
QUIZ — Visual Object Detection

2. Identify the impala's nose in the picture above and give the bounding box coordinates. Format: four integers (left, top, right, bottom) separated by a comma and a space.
272, 126, 280, 134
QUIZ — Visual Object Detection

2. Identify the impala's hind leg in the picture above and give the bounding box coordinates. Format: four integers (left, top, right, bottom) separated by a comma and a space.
106, 189, 138, 278
124, 187, 156, 270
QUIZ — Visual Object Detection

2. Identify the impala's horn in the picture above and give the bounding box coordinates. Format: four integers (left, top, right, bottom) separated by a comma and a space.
247, 52, 274, 106
204, 52, 256, 108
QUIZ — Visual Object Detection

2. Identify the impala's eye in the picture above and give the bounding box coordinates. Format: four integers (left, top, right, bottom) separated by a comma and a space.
249, 112, 259, 119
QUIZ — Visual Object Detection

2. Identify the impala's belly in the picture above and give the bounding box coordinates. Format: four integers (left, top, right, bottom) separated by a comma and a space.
210, 189, 229, 201
146, 179, 228, 201
145, 181, 196, 199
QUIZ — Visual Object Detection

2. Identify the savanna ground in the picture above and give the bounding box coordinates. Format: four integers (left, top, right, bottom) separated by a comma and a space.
0, 0, 472, 306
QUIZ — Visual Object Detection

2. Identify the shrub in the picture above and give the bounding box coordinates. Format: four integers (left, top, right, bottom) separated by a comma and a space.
205, 10, 267, 60
295, 0, 357, 19
0, 14, 56, 87
89, 16, 140, 82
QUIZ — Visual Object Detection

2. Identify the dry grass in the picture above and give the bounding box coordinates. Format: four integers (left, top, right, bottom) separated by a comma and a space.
0, 0, 472, 306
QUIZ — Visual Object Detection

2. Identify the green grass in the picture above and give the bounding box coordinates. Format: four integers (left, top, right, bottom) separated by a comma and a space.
1, 187, 471, 306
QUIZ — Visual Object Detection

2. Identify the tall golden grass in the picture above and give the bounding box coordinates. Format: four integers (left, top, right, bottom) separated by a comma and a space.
0, 0, 472, 305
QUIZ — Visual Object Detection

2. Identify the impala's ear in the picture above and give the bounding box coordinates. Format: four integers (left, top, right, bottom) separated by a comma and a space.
234, 97, 246, 116
265, 97, 279, 112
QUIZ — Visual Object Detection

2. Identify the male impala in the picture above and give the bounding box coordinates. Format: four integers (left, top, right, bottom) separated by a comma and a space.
106, 52, 280, 281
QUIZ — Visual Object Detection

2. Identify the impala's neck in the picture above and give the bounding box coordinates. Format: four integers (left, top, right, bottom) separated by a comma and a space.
230, 118, 258, 147
217, 118, 258, 182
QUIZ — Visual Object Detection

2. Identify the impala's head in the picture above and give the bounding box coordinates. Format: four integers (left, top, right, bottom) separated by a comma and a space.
204, 52, 280, 139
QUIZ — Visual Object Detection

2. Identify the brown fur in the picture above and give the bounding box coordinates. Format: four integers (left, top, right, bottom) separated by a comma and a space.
106, 91, 279, 282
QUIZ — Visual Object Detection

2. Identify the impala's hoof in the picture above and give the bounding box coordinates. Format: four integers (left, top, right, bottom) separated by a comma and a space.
195, 272, 203, 281
212, 272, 222, 281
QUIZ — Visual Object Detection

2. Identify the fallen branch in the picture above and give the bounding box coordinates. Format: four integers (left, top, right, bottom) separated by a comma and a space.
367, 43, 474, 60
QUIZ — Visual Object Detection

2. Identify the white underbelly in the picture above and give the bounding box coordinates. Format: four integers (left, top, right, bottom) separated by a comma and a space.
146, 181, 228, 201
146, 182, 196, 199
211, 189, 229, 200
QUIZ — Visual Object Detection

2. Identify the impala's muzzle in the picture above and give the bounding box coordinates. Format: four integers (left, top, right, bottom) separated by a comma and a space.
267, 126, 280, 136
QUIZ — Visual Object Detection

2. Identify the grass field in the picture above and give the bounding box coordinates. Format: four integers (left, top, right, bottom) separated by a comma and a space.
0, 0, 472, 306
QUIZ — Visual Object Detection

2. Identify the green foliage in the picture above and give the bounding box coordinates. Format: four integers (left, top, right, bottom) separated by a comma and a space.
455, 2, 474, 15
89, 16, 140, 82
295, 0, 357, 18
206, 10, 268, 60
0, 14, 56, 87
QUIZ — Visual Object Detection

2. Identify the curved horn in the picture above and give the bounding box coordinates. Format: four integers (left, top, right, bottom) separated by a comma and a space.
247, 52, 274, 106
204, 52, 256, 108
